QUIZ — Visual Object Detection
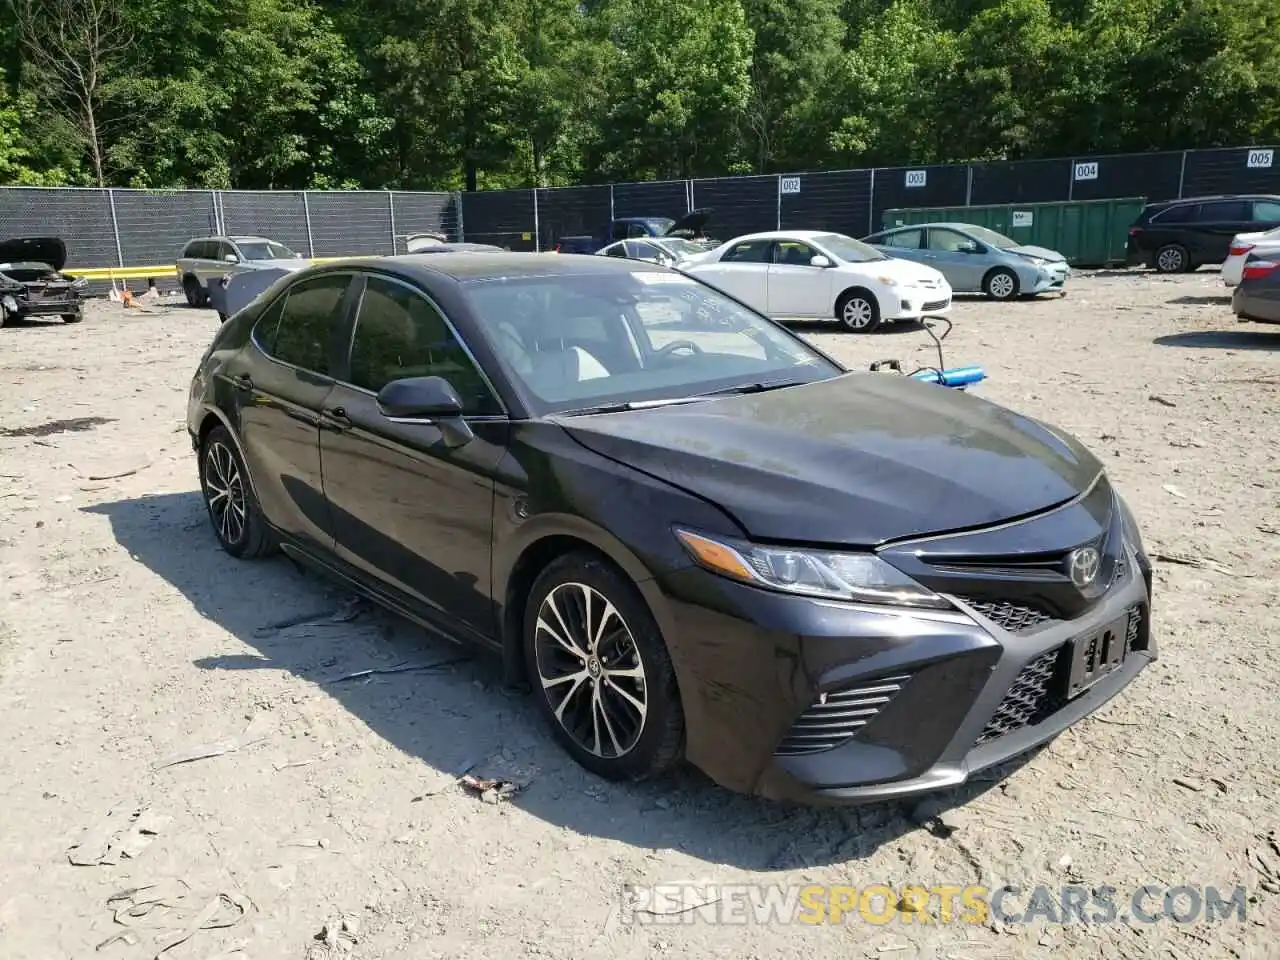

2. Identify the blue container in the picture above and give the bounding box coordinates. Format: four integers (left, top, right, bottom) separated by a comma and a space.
911, 365, 986, 388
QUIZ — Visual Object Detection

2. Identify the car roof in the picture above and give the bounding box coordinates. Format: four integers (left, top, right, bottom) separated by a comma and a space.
879, 222, 981, 232
319, 251, 674, 282
722, 230, 839, 243
1149, 194, 1280, 206
185, 235, 274, 244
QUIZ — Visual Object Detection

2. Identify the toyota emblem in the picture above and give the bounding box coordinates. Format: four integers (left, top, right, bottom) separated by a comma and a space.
1068, 546, 1101, 588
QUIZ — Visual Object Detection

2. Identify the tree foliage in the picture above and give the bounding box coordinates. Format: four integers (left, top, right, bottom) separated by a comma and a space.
0, 0, 1276, 189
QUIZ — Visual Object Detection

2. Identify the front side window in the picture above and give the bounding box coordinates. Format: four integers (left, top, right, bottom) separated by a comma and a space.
264, 273, 350, 375
462, 270, 842, 415
603, 243, 627, 258
773, 240, 818, 265
927, 229, 976, 253
348, 275, 500, 415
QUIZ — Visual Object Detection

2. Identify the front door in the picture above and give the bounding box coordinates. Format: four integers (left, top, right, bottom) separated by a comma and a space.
319, 273, 508, 640
924, 228, 987, 292
230, 272, 356, 550
766, 239, 831, 317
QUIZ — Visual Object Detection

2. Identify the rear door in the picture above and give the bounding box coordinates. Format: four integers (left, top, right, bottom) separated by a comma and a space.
1191, 200, 1253, 264
873, 228, 928, 265
319, 272, 508, 640
686, 238, 772, 311
229, 271, 358, 552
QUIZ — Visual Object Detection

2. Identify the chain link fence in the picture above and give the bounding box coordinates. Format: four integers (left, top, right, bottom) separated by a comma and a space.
0, 187, 461, 273
462, 145, 1280, 254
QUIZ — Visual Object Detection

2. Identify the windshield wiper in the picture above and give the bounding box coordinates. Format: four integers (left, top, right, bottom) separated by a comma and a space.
697, 376, 810, 397
556, 396, 708, 416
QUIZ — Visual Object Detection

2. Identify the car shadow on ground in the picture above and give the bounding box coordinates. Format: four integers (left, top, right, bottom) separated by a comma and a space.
1168, 294, 1232, 306
782, 319, 927, 336
1154, 330, 1279, 351
86, 491, 1041, 870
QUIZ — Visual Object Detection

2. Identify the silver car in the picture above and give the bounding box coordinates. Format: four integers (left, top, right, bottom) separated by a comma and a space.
596, 236, 712, 267
175, 235, 304, 307
862, 222, 1070, 300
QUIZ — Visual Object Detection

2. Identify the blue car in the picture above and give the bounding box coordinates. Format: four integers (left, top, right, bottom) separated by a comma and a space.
863, 222, 1070, 301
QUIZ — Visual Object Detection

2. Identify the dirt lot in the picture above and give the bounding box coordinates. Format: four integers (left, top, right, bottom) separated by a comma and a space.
1, 271, 1278, 960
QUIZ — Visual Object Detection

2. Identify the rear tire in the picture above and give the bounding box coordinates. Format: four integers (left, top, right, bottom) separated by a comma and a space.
523, 551, 685, 782
62, 313, 82, 324
199, 425, 277, 559
836, 289, 882, 333
0, 307, 14, 328
983, 268, 1019, 300
1154, 244, 1188, 274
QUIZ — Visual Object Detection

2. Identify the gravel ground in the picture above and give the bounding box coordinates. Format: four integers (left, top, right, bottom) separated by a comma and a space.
1, 270, 1278, 960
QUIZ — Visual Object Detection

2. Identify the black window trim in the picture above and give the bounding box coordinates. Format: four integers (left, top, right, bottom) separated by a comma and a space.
339, 270, 510, 422
247, 269, 359, 379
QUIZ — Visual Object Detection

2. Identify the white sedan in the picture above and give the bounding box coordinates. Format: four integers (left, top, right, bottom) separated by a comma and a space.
1223, 226, 1280, 286
680, 230, 952, 332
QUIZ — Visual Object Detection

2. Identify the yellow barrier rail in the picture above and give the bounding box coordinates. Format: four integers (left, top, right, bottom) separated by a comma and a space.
66, 254, 380, 282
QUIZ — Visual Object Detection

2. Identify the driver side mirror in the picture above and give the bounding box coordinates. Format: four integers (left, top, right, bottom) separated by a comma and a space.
810, 255, 832, 268
959, 241, 982, 254
376, 376, 474, 447
223, 253, 239, 263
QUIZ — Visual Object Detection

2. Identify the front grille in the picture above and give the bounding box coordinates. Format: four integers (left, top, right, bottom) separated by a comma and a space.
922, 298, 950, 312
959, 598, 1054, 633
974, 648, 1065, 746
775, 675, 910, 757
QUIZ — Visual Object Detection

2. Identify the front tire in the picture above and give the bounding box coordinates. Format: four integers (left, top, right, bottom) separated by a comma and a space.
199, 425, 276, 559
983, 267, 1019, 300
523, 551, 684, 782
62, 313, 82, 324
183, 276, 208, 307
836, 289, 882, 333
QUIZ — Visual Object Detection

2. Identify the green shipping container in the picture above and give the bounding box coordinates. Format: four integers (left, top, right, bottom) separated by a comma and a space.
880, 197, 1147, 268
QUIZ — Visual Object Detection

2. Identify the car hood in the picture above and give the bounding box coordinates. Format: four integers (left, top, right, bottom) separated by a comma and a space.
0, 237, 67, 271
1009, 244, 1066, 263
559, 374, 1103, 546
666, 208, 712, 238
864, 255, 947, 285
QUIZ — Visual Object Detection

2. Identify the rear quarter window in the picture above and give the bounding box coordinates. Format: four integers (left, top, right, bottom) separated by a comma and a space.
1149, 204, 1195, 224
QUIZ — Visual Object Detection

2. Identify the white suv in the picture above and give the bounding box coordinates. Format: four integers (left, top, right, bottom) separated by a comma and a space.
175, 235, 303, 307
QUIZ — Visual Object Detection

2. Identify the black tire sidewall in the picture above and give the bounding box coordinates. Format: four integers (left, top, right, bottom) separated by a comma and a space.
184, 277, 201, 307
522, 552, 684, 781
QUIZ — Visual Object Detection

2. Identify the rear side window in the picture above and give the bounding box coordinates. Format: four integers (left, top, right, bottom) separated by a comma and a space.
1199, 200, 1250, 221
1150, 204, 1195, 224
883, 229, 923, 249
1252, 200, 1280, 222
260, 274, 350, 375
723, 239, 772, 263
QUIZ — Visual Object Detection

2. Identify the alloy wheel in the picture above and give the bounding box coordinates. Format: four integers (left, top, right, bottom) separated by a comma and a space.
204, 440, 247, 546
988, 272, 1016, 299
1156, 247, 1184, 272
841, 297, 874, 330
534, 582, 648, 758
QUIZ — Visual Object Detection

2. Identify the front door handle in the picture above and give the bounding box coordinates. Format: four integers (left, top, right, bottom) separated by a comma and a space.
320, 406, 352, 431
231, 373, 253, 391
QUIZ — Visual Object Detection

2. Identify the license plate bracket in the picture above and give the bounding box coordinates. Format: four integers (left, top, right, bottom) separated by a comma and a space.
1064, 614, 1130, 698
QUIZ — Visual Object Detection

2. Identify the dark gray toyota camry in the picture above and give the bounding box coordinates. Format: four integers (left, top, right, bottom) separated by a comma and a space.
186, 252, 1155, 805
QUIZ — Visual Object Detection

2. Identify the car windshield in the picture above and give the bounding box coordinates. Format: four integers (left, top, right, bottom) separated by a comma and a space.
964, 226, 1019, 250
462, 271, 843, 415
812, 233, 888, 263
236, 240, 297, 260
652, 238, 705, 257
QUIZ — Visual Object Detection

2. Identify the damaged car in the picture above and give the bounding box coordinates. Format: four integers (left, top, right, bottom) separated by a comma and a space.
0, 237, 86, 326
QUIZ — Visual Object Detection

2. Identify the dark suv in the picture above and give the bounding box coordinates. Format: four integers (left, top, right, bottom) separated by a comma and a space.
1127, 195, 1280, 273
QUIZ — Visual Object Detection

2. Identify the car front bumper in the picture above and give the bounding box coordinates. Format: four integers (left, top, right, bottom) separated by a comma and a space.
888, 288, 953, 320
648, 546, 1154, 806
3, 293, 83, 317
1028, 266, 1070, 294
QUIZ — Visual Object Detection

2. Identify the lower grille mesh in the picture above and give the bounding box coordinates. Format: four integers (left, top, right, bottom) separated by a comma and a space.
975, 605, 1145, 747
775, 676, 910, 757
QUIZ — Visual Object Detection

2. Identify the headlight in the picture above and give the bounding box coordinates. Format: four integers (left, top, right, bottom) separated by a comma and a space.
877, 275, 901, 287
674, 528, 950, 608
